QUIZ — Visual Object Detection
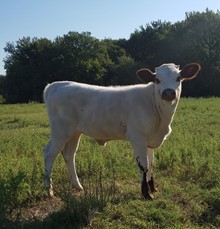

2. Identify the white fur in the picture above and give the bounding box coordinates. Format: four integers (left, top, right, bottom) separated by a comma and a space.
43, 64, 183, 196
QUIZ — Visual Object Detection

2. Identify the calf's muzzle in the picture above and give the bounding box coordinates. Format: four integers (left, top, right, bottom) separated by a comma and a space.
162, 89, 176, 101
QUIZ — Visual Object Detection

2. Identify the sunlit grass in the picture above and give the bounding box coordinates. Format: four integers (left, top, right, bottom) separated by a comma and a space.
0, 98, 220, 228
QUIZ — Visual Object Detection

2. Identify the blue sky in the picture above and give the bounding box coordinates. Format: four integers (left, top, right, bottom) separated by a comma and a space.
0, 0, 219, 75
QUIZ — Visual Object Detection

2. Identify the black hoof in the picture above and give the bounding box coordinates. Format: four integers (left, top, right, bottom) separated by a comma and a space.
143, 192, 154, 200
142, 175, 154, 200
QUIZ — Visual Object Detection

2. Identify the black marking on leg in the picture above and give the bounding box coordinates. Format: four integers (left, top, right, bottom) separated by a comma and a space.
148, 176, 158, 192
141, 172, 148, 196
141, 172, 154, 200
136, 157, 145, 172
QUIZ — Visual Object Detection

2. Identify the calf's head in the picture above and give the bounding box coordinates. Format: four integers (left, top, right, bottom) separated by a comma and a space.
137, 63, 201, 103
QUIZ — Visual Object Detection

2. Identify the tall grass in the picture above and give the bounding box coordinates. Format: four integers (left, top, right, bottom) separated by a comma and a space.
0, 99, 220, 228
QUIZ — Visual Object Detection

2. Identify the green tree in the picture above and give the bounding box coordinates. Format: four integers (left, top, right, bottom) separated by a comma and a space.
52, 32, 111, 84
101, 39, 137, 85
125, 21, 175, 68
181, 9, 220, 96
3, 32, 132, 103
124, 9, 220, 97
4, 10, 220, 103
0, 75, 6, 103
4, 37, 54, 103
3, 32, 111, 102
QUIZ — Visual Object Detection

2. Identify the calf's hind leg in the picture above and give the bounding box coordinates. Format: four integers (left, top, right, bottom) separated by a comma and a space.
44, 140, 64, 197
61, 134, 83, 191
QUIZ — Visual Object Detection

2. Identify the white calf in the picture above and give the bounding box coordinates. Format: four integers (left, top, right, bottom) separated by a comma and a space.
43, 63, 201, 199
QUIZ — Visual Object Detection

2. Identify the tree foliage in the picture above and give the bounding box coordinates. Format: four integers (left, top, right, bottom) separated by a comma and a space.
2, 9, 220, 103
125, 9, 220, 97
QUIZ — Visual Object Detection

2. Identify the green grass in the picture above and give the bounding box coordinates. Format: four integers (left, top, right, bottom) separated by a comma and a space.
0, 98, 220, 228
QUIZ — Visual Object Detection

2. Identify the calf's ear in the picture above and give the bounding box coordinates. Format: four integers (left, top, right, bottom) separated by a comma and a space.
180, 63, 201, 80
136, 69, 156, 84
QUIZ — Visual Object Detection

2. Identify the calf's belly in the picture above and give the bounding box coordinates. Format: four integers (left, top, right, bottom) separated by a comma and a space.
78, 121, 127, 141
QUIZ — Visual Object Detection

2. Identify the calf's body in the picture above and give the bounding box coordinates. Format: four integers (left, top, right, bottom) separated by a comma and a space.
43, 63, 201, 199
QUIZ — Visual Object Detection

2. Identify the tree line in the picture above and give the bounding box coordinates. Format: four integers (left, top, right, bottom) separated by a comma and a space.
1, 9, 220, 103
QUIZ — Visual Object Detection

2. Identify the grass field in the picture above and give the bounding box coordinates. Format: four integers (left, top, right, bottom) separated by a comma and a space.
0, 98, 220, 228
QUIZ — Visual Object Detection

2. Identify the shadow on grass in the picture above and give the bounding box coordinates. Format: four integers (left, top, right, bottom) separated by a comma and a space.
198, 188, 220, 227
0, 170, 117, 229
1, 192, 110, 229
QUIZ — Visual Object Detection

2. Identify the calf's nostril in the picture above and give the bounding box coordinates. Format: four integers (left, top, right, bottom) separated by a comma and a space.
162, 89, 176, 101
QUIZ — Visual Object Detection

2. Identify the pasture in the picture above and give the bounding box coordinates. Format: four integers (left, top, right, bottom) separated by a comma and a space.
0, 98, 220, 228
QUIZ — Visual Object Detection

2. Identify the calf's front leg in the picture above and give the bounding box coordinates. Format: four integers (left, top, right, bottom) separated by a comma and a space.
147, 148, 158, 192
136, 156, 154, 200
129, 135, 154, 200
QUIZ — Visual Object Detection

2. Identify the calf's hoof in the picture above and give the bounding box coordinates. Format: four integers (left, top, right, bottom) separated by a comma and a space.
142, 192, 154, 200
148, 178, 158, 193
142, 181, 154, 200
48, 188, 54, 197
